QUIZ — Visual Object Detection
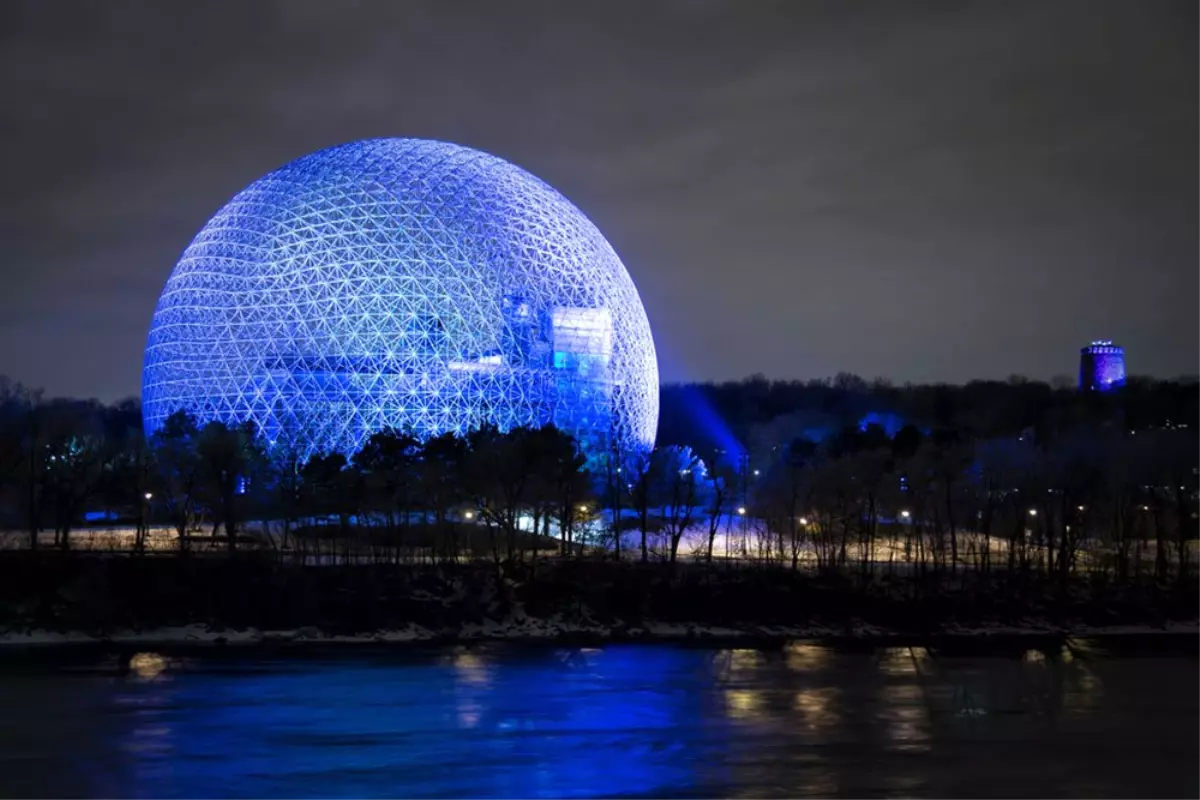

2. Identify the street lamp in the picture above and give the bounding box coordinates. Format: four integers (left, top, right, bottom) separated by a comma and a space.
798, 517, 808, 526
1028, 508, 1037, 517
900, 510, 911, 520
578, 505, 589, 514
463, 510, 474, 521
143, 492, 153, 501
1077, 505, 1086, 511
737, 506, 747, 516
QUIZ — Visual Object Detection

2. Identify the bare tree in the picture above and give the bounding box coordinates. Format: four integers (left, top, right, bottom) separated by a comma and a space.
626, 450, 654, 562
704, 455, 733, 563
654, 445, 705, 564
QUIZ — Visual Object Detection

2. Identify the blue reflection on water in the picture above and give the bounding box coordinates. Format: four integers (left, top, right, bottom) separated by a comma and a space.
106, 646, 735, 799
8, 638, 1194, 799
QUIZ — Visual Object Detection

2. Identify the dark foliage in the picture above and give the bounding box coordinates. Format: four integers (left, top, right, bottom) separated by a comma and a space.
0, 372, 1194, 637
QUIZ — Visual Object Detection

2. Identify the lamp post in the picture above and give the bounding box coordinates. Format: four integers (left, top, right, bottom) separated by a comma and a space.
138, 492, 153, 552
737, 452, 751, 558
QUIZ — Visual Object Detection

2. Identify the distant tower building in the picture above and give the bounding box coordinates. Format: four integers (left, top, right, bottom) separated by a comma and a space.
1078, 340, 1126, 392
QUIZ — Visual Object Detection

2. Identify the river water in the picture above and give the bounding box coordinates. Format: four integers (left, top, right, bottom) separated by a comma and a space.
0, 637, 1194, 798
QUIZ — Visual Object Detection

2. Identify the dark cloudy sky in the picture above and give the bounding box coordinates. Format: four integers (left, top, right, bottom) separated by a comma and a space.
1, 0, 1195, 400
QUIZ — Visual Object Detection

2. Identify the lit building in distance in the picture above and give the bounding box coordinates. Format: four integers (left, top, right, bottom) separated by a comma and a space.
142, 139, 659, 462
1078, 340, 1126, 392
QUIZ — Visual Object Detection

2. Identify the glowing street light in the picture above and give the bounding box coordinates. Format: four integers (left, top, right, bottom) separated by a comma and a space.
900, 510, 911, 520
143, 492, 153, 501
737, 506, 747, 516
798, 517, 808, 526
463, 510, 475, 521
1077, 505, 1086, 511
752, 469, 760, 477
1028, 508, 1037, 516
578, 505, 589, 514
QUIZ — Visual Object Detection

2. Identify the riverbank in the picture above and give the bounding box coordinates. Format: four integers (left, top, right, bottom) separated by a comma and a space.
1, 619, 1197, 649
0, 552, 1194, 646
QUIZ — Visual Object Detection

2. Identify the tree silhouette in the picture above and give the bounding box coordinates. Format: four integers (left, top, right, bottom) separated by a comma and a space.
149, 410, 201, 551
355, 428, 421, 556
420, 431, 468, 561
196, 420, 262, 550
652, 445, 706, 564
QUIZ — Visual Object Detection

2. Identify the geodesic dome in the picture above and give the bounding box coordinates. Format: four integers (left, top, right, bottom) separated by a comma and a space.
142, 138, 658, 461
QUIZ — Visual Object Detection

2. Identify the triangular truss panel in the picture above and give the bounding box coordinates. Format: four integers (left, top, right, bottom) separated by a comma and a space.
142, 138, 659, 461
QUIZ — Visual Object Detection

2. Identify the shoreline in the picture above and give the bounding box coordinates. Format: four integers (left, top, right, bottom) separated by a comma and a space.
2, 618, 1196, 649
2, 554, 1194, 652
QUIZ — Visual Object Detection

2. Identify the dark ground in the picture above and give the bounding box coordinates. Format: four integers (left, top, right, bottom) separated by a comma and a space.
0, 553, 1194, 640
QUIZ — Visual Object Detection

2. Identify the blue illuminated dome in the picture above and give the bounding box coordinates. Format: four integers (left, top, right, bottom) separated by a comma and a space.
142, 139, 659, 461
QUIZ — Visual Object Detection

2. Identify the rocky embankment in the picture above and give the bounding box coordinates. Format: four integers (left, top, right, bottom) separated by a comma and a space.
0, 553, 1195, 646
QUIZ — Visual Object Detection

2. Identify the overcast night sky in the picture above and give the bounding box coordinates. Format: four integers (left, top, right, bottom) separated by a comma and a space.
1, 0, 1196, 402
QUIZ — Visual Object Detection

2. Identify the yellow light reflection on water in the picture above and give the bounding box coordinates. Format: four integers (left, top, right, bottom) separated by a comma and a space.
450, 649, 491, 730
714, 649, 770, 721
879, 684, 930, 753
713, 648, 766, 683
877, 646, 929, 676
729, 648, 764, 671
724, 688, 764, 720
452, 650, 491, 686
784, 642, 830, 672
1023, 649, 1047, 665
792, 686, 841, 732
129, 652, 167, 681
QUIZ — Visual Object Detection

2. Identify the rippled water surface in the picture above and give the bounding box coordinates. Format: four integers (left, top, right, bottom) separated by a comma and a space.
0, 637, 1194, 798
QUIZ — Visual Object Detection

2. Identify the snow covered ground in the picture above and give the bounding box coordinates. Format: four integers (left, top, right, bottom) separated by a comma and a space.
1, 618, 1194, 648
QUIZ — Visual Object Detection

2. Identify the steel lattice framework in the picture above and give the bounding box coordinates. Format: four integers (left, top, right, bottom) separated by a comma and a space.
142, 138, 658, 461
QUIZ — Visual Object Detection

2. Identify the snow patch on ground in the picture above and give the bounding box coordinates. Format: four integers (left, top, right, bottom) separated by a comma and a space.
0, 619, 1194, 647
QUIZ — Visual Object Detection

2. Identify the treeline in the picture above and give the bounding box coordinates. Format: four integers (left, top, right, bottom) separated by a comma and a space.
0, 383, 144, 549
0, 376, 596, 561
0, 374, 1196, 587
660, 373, 1198, 583
660, 372, 1199, 450
743, 419, 1197, 586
